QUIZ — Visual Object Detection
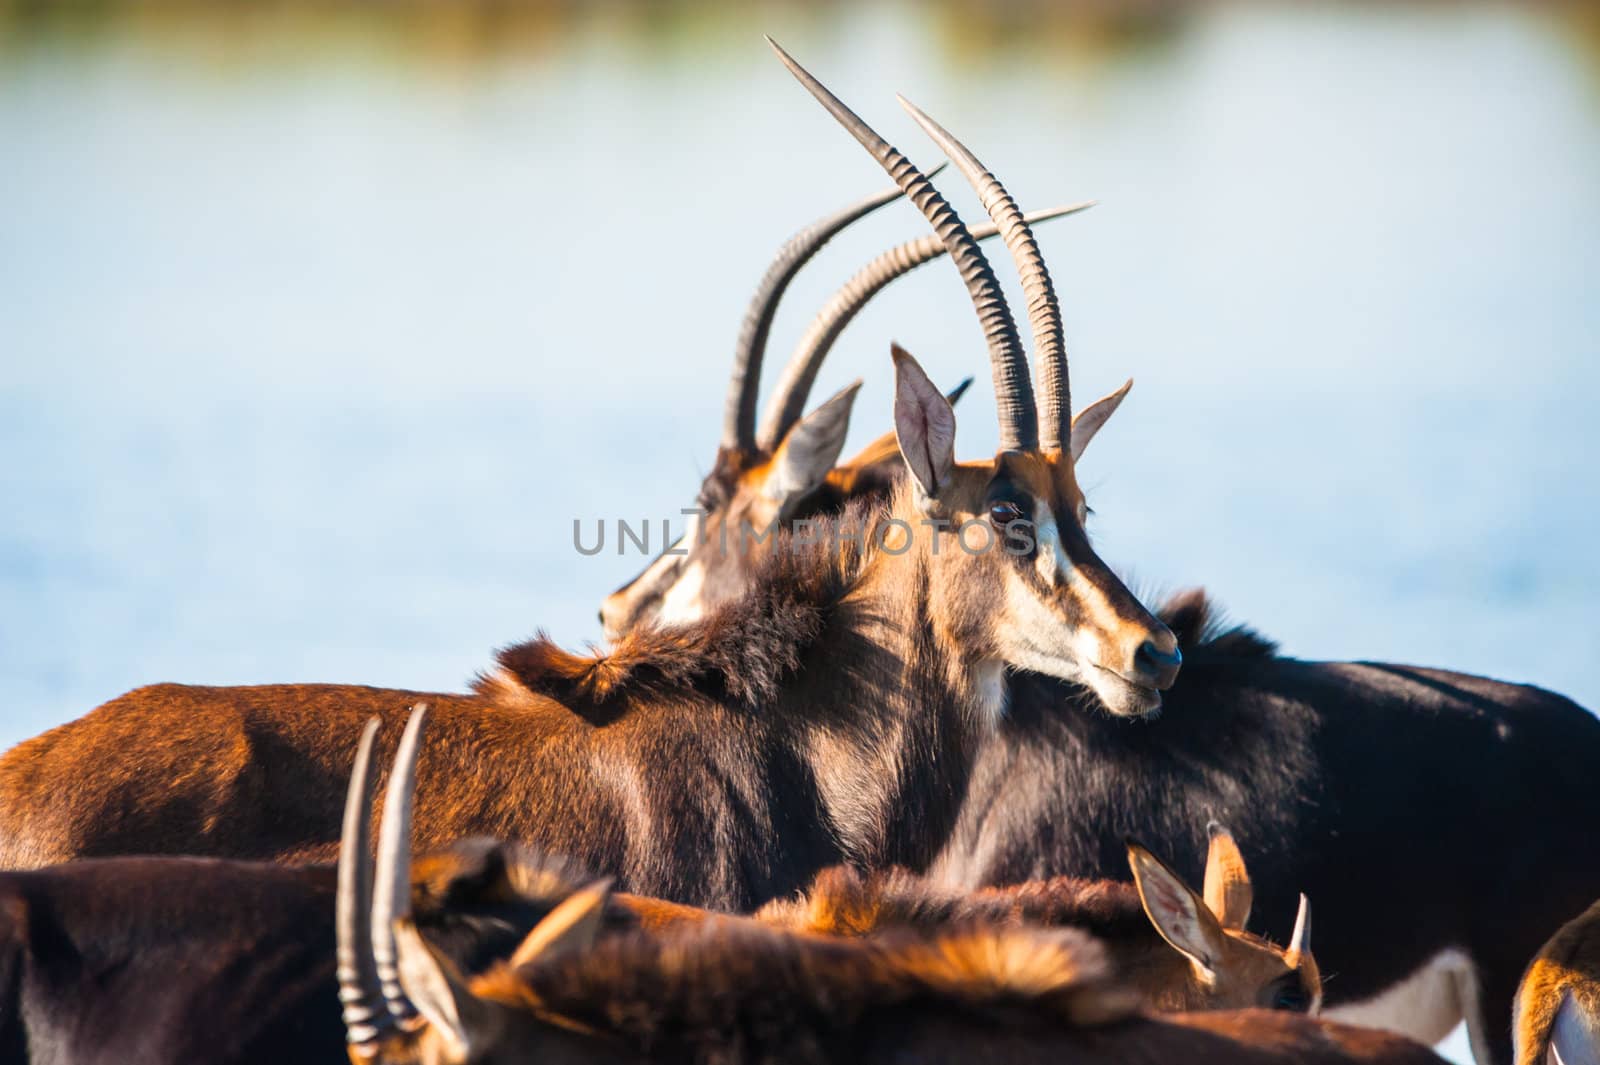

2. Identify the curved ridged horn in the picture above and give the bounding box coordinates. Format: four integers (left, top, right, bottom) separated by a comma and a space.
756, 200, 1094, 450
371, 704, 429, 1025
898, 96, 1072, 451
723, 172, 944, 452
767, 37, 1038, 451
337, 717, 391, 1052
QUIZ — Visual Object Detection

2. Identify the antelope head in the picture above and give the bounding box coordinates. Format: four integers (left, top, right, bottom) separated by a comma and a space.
1126, 824, 1320, 1014
599, 180, 1091, 641
768, 40, 1179, 716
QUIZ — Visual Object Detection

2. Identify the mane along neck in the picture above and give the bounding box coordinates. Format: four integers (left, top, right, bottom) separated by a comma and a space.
483, 502, 876, 712
480, 496, 1005, 875
482, 494, 1003, 725
1156, 588, 1277, 661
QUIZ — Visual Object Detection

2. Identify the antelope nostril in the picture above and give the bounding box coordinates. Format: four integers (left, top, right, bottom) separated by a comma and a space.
1135, 638, 1182, 688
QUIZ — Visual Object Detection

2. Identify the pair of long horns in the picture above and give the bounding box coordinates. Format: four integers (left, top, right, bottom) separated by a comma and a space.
769, 38, 1073, 453
723, 178, 921, 453
724, 166, 1092, 455
338, 706, 430, 1054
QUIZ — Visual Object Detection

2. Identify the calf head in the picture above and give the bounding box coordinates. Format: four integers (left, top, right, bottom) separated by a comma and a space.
1127, 825, 1320, 1014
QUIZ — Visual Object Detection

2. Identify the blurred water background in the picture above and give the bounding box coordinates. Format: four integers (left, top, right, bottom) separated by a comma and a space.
2, 4, 1598, 1058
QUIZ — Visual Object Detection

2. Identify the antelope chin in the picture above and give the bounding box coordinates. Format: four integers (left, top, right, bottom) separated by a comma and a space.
1086, 664, 1163, 719
995, 631, 1160, 718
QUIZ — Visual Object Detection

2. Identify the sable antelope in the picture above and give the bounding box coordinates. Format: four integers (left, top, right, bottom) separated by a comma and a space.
1513, 898, 1600, 1065
598, 189, 1090, 639
759, 823, 1319, 1016
577, 44, 1600, 1065
595, 405, 1600, 1064
342, 736, 1439, 1065
0, 57, 1179, 911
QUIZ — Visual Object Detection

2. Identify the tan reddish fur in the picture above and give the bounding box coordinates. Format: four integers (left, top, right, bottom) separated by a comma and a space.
757, 863, 1318, 1014
384, 901, 1438, 1065
0, 449, 1161, 897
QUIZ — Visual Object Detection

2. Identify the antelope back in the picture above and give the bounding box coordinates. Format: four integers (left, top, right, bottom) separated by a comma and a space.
757, 829, 1319, 1016
374, 903, 1142, 1065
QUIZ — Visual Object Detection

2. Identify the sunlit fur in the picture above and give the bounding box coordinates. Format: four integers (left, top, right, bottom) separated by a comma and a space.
0, 498, 981, 904
1514, 898, 1600, 1065
0, 396, 1170, 905
384, 905, 1438, 1065
756, 862, 1319, 1014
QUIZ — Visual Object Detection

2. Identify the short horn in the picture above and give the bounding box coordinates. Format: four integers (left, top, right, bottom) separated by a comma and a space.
898, 95, 1072, 451
337, 717, 392, 1052
756, 201, 1094, 451
768, 37, 1037, 450
724, 176, 942, 451
371, 704, 429, 1026
1287, 893, 1312, 963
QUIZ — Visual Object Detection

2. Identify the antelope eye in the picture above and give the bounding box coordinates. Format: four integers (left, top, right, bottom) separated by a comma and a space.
988, 500, 1027, 528
1269, 982, 1311, 1013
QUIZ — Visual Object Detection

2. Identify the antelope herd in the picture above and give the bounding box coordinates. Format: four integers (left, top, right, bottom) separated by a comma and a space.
0, 39, 1593, 1065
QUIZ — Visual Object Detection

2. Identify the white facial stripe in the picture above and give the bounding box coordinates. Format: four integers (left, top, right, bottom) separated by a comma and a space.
1001, 567, 1087, 680
655, 557, 709, 627
1002, 546, 1134, 687
637, 535, 687, 589
1031, 501, 1073, 589
1035, 500, 1134, 664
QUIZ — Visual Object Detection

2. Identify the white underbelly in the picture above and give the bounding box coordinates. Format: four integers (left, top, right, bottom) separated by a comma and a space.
1325, 949, 1482, 1057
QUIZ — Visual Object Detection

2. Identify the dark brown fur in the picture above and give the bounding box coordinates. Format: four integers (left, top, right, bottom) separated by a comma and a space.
0, 839, 647, 1065
399, 913, 1441, 1065
0, 501, 985, 912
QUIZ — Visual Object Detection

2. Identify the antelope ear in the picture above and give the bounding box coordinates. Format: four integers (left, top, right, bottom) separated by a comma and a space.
766, 381, 862, 501
395, 921, 490, 1062
1070, 378, 1132, 461
1127, 841, 1228, 977
840, 376, 973, 480
1202, 822, 1254, 931
890, 344, 955, 501
508, 879, 613, 969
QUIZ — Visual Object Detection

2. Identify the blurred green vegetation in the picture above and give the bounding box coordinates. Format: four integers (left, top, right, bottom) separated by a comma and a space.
0, 1, 1226, 69
6, 1, 1593, 73
2, 1, 1597, 86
